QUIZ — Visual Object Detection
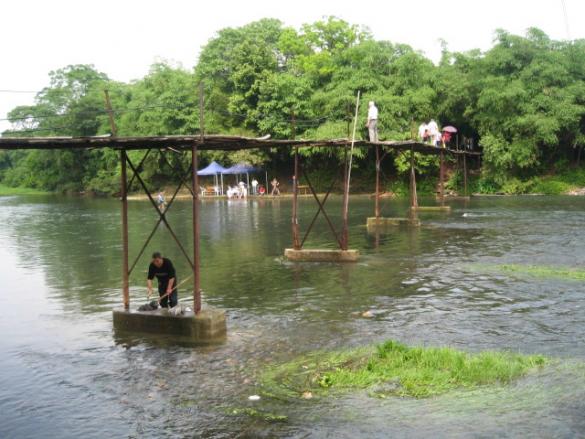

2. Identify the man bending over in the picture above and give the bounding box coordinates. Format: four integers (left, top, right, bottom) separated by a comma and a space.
147, 252, 178, 308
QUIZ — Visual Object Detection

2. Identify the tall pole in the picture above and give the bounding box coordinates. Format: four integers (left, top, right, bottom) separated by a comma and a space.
104, 90, 129, 310
375, 145, 381, 219
292, 146, 300, 249
291, 110, 300, 249
199, 82, 205, 139
439, 150, 445, 206
192, 83, 204, 313
410, 147, 418, 210
342, 91, 360, 250
463, 152, 468, 197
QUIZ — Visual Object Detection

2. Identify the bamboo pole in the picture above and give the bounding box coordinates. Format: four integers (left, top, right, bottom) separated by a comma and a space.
341, 91, 360, 250
375, 145, 380, 219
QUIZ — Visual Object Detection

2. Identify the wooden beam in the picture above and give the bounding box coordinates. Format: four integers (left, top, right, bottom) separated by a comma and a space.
0, 135, 482, 156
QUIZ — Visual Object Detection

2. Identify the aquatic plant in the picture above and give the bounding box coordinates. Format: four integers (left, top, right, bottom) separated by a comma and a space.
261, 340, 546, 399
491, 264, 585, 281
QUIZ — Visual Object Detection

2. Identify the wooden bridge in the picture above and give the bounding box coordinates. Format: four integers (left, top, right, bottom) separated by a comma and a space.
0, 134, 479, 303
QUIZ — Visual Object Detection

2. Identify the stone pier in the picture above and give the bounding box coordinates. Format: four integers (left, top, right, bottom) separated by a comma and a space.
113, 307, 226, 344
366, 217, 421, 231
284, 248, 359, 262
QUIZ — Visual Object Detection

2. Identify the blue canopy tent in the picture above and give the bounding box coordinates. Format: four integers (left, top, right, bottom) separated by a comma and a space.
197, 161, 228, 195
222, 163, 263, 195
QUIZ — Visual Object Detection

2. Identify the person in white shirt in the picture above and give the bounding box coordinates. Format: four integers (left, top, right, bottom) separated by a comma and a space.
238, 181, 247, 198
251, 178, 258, 195
366, 101, 379, 142
427, 119, 440, 146
418, 122, 428, 142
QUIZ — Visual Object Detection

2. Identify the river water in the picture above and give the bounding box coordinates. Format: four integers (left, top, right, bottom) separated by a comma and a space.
0, 194, 584, 438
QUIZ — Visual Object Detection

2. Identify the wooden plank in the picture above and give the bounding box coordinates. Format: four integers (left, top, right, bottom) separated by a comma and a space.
0, 135, 482, 156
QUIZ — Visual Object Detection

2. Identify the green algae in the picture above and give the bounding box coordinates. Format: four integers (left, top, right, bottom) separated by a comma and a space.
260, 340, 546, 400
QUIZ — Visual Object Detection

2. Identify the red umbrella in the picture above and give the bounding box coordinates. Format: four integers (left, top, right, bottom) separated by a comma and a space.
442, 126, 457, 133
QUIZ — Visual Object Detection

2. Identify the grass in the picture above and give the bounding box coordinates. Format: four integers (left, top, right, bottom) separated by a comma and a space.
493, 264, 585, 281
260, 340, 546, 399
0, 184, 49, 196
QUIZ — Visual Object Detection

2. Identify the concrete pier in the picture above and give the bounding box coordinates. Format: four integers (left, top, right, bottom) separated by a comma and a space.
366, 217, 420, 231
113, 307, 226, 344
440, 196, 471, 201
411, 206, 452, 213
284, 248, 359, 262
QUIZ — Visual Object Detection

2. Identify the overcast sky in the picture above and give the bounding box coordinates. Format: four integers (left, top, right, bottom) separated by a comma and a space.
1, 0, 582, 132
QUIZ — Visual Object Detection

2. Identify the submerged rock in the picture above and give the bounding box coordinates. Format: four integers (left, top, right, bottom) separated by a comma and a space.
371, 379, 402, 396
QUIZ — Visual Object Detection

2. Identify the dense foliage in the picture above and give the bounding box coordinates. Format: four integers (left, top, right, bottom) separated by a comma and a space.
1, 18, 585, 194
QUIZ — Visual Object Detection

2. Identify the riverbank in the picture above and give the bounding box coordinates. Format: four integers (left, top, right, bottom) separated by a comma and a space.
461, 167, 585, 196
0, 184, 49, 196
4, 166, 585, 198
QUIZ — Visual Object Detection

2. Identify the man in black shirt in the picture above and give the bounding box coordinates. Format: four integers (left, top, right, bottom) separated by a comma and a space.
147, 252, 178, 308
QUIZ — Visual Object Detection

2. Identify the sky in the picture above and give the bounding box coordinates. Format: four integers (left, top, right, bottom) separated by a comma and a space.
0, 0, 582, 132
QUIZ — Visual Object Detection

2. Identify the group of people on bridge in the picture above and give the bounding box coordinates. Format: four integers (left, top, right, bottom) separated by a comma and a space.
364, 101, 456, 149
418, 120, 453, 148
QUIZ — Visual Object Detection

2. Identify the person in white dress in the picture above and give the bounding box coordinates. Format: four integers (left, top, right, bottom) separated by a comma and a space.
427, 119, 440, 147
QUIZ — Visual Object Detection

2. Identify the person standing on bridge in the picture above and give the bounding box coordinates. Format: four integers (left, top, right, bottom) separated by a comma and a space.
427, 119, 440, 147
147, 252, 178, 308
418, 122, 429, 143
366, 101, 379, 142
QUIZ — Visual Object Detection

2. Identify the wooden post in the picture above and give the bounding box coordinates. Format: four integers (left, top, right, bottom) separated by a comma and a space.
410, 147, 418, 209
439, 150, 445, 206
120, 150, 130, 310
104, 90, 129, 310
375, 145, 381, 219
292, 146, 300, 249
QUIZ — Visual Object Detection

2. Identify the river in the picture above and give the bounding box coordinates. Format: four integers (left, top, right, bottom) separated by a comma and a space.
0, 194, 584, 438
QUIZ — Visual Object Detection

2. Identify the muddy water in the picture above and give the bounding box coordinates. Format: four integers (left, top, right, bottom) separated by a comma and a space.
0, 194, 584, 438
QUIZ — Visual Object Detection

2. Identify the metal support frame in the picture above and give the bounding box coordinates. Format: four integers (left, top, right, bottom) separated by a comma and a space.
292, 146, 301, 250
104, 90, 130, 310
126, 157, 194, 275
192, 144, 201, 313
372, 148, 392, 218
120, 150, 130, 309
290, 151, 344, 251
463, 152, 468, 197
410, 147, 419, 210
106, 87, 205, 314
